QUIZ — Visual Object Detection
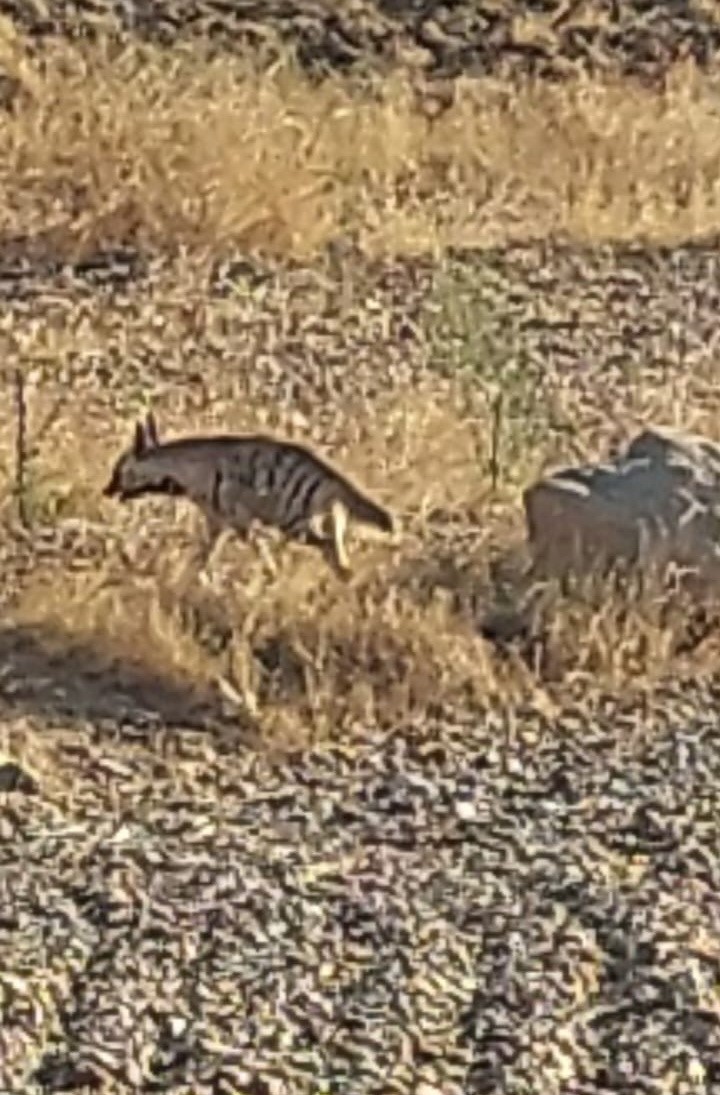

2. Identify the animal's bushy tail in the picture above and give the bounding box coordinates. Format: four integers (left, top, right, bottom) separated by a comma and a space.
341, 481, 395, 533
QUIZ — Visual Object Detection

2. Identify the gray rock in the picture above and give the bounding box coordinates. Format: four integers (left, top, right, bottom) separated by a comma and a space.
523, 425, 720, 583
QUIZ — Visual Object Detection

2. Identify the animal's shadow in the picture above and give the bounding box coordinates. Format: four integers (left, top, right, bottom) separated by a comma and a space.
389, 524, 536, 635
0, 622, 233, 732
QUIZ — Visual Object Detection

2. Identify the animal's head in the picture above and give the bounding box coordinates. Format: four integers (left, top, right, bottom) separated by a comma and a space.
103, 412, 165, 501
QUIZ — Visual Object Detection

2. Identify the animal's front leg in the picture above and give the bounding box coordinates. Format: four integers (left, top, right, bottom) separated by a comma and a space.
198, 516, 234, 590
247, 523, 280, 579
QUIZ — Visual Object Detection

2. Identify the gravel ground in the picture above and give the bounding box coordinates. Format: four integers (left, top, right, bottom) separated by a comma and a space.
2, 0, 720, 82
3, 683, 720, 1094
1, 239, 720, 1093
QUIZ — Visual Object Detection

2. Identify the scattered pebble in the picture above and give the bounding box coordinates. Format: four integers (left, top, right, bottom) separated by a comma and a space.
2, 680, 720, 1093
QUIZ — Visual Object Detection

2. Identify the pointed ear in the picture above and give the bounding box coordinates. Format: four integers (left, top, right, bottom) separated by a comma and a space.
133, 420, 147, 456
145, 411, 159, 448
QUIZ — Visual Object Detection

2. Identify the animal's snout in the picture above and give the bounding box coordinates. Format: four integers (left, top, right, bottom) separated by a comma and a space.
103, 472, 122, 498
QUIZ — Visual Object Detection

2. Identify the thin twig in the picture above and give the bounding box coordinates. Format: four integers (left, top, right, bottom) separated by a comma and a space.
13, 366, 30, 530
489, 389, 503, 493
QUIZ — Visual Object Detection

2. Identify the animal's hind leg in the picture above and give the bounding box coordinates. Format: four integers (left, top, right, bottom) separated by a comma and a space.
327, 501, 351, 575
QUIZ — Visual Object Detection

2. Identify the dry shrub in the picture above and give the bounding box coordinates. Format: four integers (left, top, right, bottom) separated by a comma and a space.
2, 385, 513, 747
523, 566, 717, 688
11, 509, 720, 752
10, 553, 499, 747
0, 33, 719, 260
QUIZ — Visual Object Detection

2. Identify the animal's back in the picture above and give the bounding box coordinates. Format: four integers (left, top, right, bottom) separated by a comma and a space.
198, 434, 393, 535
185, 434, 331, 531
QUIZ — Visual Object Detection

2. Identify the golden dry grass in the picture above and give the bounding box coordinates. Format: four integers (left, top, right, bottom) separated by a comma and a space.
0, 23, 720, 261
4, 375, 720, 752
1, 27, 720, 749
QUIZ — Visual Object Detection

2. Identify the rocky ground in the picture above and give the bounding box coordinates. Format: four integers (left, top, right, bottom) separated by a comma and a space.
2, 0, 720, 82
3, 681, 720, 1094
3, 3, 720, 1093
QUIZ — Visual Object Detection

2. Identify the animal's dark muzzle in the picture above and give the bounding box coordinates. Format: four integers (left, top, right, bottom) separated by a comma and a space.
103, 477, 127, 500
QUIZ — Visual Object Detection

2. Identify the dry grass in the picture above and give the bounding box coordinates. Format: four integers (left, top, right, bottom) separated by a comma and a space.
1, 26, 720, 748
4, 375, 720, 751
0, 23, 720, 262
1, 386, 514, 747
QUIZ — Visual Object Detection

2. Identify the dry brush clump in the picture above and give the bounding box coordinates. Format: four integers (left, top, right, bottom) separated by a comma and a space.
0, 28, 720, 261
10, 509, 720, 751
1, 387, 511, 745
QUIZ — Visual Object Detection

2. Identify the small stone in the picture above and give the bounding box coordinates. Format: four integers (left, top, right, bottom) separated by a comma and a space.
455, 798, 478, 821
0, 760, 37, 794
168, 1016, 187, 1038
